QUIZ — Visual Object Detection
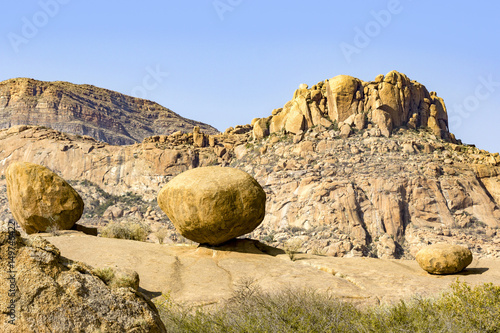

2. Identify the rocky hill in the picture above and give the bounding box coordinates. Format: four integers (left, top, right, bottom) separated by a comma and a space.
0, 71, 499, 261
0, 78, 218, 145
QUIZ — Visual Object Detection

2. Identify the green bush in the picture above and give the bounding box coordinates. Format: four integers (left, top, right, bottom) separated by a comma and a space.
100, 221, 150, 242
155, 280, 500, 333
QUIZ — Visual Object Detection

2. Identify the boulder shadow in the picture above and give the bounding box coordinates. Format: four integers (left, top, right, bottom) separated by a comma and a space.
456, 267, 489, 276
138, 287, 163, 300
199, 238, 286, 256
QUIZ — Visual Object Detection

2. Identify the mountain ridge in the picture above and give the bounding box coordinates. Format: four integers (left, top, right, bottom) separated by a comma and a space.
0, 77, 219, 145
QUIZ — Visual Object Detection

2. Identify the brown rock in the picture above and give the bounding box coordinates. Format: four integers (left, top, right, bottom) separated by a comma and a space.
416, 244, 473, 274
193, 126, 208, 147
427, 116, 442, 138
354, 114, 366, 131
340, 124, 352, 139
6, 162, 84, 234
326, 75, 362, 123
402, 142, 416, 154
371, 109, 393, 137
157, 167, 266, 245
285, 111, 306, 134
253, 118, 269, 139
0, 232, 166, 332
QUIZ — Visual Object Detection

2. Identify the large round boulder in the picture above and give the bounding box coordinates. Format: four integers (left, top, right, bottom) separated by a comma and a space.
416, 244, 473, 275
6, 162, 84, 234
157, 166, 266, 246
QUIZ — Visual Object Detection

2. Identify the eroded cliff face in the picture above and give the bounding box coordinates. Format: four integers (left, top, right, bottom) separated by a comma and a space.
0, 78, 218, 145
0, 122, 499, 260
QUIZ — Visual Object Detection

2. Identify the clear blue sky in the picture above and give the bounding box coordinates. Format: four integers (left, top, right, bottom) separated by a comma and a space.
1, 1, 499, 153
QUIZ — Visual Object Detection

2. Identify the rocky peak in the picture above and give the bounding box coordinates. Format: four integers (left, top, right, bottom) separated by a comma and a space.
0, 78, 218, 145
254, 70, 454, 143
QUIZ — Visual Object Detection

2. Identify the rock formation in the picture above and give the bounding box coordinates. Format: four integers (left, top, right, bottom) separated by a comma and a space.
6, 162, 84, 234
0, 78, 218, 145
416, 244, 473, 274
0, 71, 499, 260
157, 166, 266, 245
0, 231, 166, 332
259, 70, 454, 142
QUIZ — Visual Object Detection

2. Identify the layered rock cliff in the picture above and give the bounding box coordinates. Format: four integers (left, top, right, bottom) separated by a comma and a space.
0, 71, 499, 260
0, 78, 218, 145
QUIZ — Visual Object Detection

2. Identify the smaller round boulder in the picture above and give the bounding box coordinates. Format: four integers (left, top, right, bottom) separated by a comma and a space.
416, 244, 473, 275
157, 166, 266, 246
6, 162, 84, 234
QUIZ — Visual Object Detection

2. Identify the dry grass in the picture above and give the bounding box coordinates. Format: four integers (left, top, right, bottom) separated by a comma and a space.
100, 221, 151, 242
155, 280, 500, 333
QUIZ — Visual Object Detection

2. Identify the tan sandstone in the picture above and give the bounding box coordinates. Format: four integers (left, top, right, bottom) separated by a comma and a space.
416, 244, 473, 274
6, 162, 84, 234
0, 231, 166, 332
157, 166, 266, 245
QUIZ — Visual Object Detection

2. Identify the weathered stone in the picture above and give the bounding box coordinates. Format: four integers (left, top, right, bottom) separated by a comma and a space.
234, 144, 248, 159
103, 205, 124, 219
157, 167, 266, 245
0, 232, 166, 332
416, 244, 473, 274
402, 142, 416, 154
354, 114, 366, 131
285, 111, 306, 134
326, 75, 362, 123
340, 124, 352, 139
193, 126, 208, 147
371, 109, 393, 137
253, 118, 269, 139
6, 162, 84, 234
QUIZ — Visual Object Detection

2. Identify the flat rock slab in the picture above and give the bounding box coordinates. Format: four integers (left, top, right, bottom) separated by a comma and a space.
44, 232, 500, 307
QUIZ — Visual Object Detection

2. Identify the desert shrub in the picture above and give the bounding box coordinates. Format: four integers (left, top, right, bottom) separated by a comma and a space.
45, 224, 61, 236
156, 281, 361, 332
100, 221, 150, 242
92, 267, 115, 284
112, 274, 137, 289
154, 227, 169, 244
283, 238, 303, 261
155, 281, 500, 333
434, 280, 500, 332
347, 280, 500, 332
92, 267, 138, 289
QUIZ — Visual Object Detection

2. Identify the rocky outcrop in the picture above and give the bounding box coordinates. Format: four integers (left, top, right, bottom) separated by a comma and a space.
0, 78, 218, 145
1, 122, 500, 260
6, 162, 84, 234
158, 167, 266, 245
257, 70, 453, 141
0, 231, 166, 332
0, 71, 499, 260
416, 244, 473, 274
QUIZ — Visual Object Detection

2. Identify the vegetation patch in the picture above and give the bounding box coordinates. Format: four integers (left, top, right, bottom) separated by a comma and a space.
100, 221, 151, 242
155, 280, 500, 332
